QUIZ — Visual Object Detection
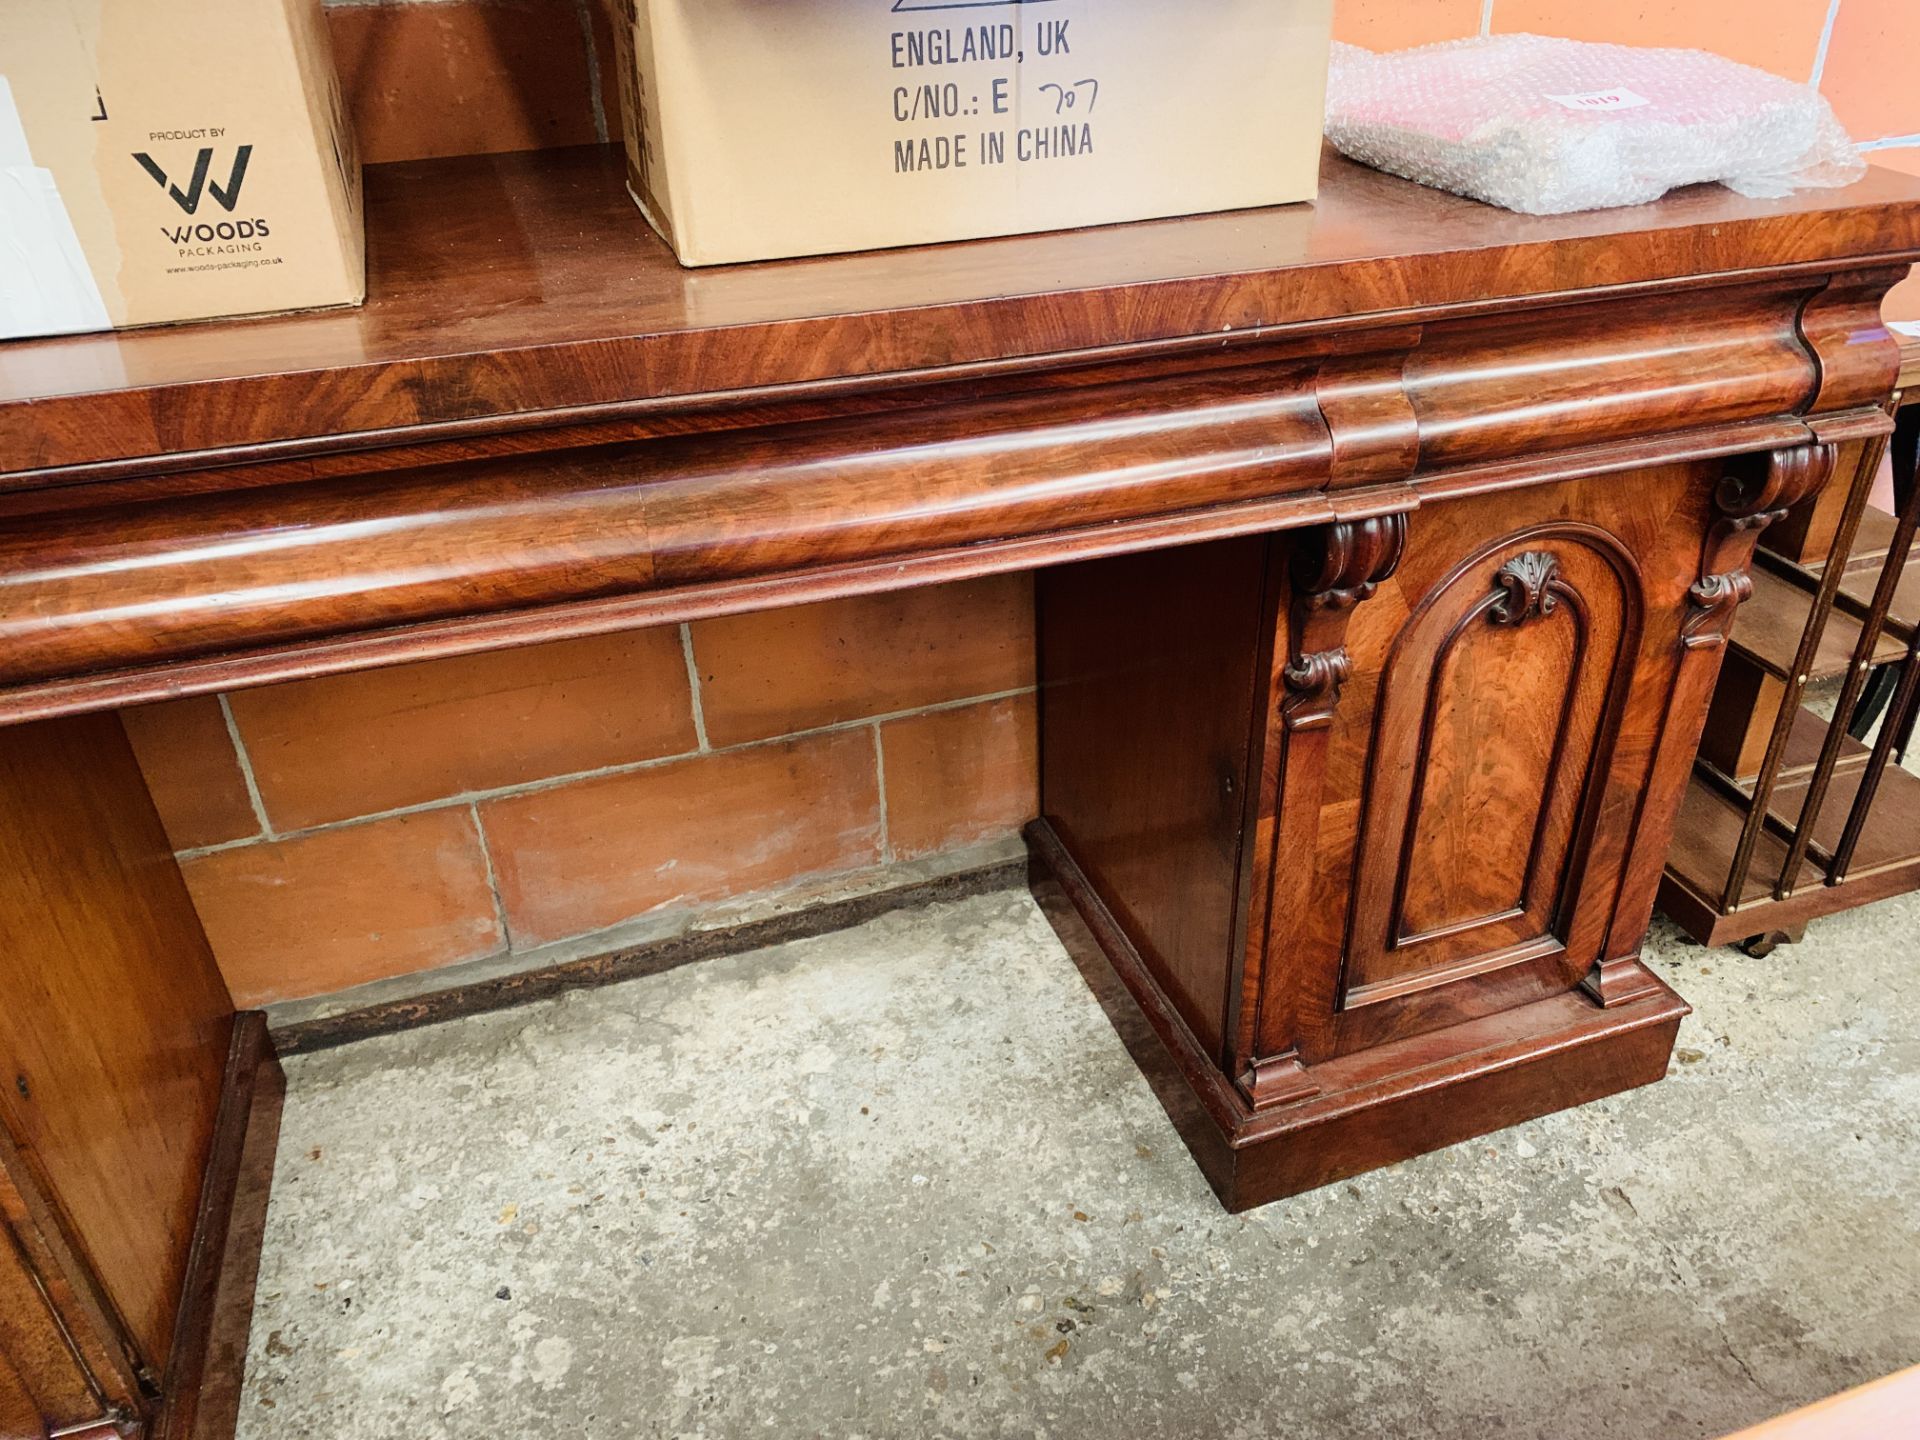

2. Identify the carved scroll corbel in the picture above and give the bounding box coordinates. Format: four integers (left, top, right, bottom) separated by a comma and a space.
1279, 512, 1408, 733
1682, 442, 1835, 651
1237, 512, 1410, 1110
1713, 441, 1835, 532
1293, 512, 1409, 613
1282, 647, 1354, 710
1681, 571, 1757, 650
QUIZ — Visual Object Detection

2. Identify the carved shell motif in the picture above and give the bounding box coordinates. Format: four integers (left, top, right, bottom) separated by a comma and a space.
1489, 551, 1562, 626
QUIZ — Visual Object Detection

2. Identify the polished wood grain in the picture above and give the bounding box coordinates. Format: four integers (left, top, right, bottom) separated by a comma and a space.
0, 271, 1899, 725
153, 1016, 282, 1440
1351, 536, 1629, 994
1309, 469, 1707, 1052
4, 148, 1920, 482
1029, 820, 1687, 1209
0, 140, 1915, 1420
0, 1219, 108, 1439
1392, 556, 1587, 940
166, 1043, 284, 1440
0, 1155, 142, 1436
1590, 446, 1835, 982
1037, 538, 1272, 1062
0, 361, 1327, 694
0, 151, 1910, 727
1036, 437, 1843, 1207
1242, 515, 1406, 1096
0, 715, 236, 1413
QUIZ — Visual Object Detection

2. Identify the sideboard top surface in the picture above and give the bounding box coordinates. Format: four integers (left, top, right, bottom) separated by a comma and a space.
5, 144, 1920, 477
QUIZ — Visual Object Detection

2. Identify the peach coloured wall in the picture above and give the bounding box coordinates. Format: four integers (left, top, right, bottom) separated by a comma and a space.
318, 0, 1918, 307
126, 0, 1920, 1008
1334, 0, 1920, 318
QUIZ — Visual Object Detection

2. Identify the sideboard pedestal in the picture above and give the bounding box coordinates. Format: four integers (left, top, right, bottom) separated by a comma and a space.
1032, 451, 1835, 1208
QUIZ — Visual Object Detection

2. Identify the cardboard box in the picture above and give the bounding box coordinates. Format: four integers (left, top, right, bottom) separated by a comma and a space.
608, 0, 1334, 266
0, 0, 363, 341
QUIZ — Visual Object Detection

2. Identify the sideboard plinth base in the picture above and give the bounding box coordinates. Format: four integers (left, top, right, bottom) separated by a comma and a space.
1027, 821, 1689, 1212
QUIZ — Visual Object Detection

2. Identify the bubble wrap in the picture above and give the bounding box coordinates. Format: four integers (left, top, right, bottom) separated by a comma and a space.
1325, 34, 1865, 215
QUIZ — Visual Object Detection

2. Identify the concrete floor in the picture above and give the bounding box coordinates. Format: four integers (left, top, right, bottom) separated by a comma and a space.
237, 886, 1919, 1439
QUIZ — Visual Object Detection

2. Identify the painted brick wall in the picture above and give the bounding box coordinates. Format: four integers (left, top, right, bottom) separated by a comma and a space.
124, 0, 1919, 1008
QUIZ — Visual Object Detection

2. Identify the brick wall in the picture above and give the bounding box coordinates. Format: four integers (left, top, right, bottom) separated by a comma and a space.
127, 580, 1035, 1007
124, 0, 1918, 1008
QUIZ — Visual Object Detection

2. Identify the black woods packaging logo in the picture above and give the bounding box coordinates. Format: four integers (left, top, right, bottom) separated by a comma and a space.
132, 142, 278, 259
0, 0, 363, 336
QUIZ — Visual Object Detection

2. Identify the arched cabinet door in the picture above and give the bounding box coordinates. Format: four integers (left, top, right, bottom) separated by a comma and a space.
1339, 525, 1644, 1025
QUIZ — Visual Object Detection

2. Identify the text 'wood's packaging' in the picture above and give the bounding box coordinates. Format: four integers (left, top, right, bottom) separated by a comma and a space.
608, 0, 1336, 266
0, 0, 364, 340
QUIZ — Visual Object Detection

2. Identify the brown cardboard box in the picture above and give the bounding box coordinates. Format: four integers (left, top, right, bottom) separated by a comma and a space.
1, 0, 363, 340
609, 0, 1335, 266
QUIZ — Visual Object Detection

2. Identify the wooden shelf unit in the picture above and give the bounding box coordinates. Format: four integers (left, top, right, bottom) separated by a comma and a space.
1661, 336, 1920, 952
1835, 529, 1920, 644
1734, 563, 1908, 679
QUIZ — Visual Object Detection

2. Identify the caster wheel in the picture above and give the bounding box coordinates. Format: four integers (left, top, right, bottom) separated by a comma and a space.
1739, 930, 1793, 958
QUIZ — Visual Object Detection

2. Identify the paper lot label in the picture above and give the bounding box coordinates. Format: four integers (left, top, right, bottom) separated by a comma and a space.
1546, 88, 1651, 113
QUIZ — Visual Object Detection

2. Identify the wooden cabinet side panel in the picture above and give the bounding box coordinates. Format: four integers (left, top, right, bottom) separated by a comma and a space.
0, 1220, 106, 1440
0, 714, 235, 1378
1038, 538, 1273, 1063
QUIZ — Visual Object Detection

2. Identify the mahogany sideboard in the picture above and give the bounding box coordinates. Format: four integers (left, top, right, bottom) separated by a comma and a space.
3, 144, 1919, 1436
